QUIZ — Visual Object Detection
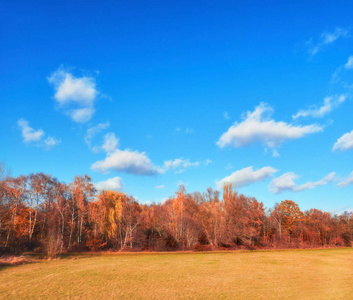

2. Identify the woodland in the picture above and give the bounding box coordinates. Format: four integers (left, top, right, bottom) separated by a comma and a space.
0, 165, 352, 256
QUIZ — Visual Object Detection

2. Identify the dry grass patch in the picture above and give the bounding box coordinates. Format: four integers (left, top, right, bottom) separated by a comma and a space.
1, 248, 353, 299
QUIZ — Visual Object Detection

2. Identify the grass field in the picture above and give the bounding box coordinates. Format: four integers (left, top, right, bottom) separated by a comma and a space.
1, 248, 353, 299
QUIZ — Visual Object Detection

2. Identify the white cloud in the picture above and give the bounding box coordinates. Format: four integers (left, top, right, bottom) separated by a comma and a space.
216, 166, 277, 189
292, 94, 346, 119
321, 28, 348, 44
337, 172, 353, 188
48, 67, 97, 106
155, 185, 165, 189
102, 133, 119, 154
18, 118, 60, 149
217, 103, 322, 151
91, 148, 161, 175
269, 172, 335, 194
164, 158, 200, 173
345, 56, 353, 69
332, 130, 353, 151
44, 137, 61, 149
48, 67, 98, 123
307, 27, 349, 56
70, 107, 95, 123
331, 55, 353, 84
95, 177, 123, 191
85, 122, 110, 148
18, 118, 44, 142
84, 124, 120, 155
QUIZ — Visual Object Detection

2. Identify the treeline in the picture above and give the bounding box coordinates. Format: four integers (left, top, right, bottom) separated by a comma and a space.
0, 171, 352, 255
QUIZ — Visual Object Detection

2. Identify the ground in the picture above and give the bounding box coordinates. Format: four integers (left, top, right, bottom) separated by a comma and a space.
1, 248, 353, 299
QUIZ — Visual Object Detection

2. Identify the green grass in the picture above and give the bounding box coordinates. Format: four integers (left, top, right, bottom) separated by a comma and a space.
1, 248, 353, 299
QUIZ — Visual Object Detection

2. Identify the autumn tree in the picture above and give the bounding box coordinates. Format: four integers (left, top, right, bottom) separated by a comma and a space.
0, 170, 352, 254
276, 200, 304, 245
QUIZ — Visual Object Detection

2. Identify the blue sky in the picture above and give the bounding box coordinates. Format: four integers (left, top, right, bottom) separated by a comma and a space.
1, 0, 353, 212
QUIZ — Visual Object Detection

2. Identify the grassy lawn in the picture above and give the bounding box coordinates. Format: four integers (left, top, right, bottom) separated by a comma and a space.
1, 248, 353, 299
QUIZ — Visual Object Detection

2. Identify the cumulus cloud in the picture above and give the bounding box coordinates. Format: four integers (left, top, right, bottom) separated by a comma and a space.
48, 67, 99, 123
216, 166, 277, 189
332, 130, 353, 151
18, 118, 60, 149
345, 56, 353, 69
269, 172, 335, 194
337, 172, 353, 187
92, 133, 207, 176
95, 177, 123, 191
292, 94, 346, 119
163, 158, 200, 173
91, 149, 161, 175
18, 118, 44, 142
217, 103, 322, 152
307, 27, 349, 56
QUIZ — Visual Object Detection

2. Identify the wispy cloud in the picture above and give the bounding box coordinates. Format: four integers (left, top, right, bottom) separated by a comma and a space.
337, 171, 353, 187
95, 176, 123, 191
70, 107, 95, 123
269, 172, 335, 194
48, 66, 99, 123
223, 111, 230, 120
333, 130, 353, 151
217, 103, 322, 155
292, 94, 346, 119
204, 159, 213, 166
155, 185, 165, 189
176, 127, 193, 134
216, 166, 277, 189
345, 56, 353, 69
306, 27, 349, 56
84, 122, 110, 150
102, 133, 119, 154
164, 158, 200, 174
44, 137, 61, 148
18, 118, 60, 149
331, 55, 353, 85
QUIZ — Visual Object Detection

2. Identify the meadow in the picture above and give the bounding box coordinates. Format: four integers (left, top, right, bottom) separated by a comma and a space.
1, 248, 353, 299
